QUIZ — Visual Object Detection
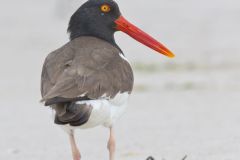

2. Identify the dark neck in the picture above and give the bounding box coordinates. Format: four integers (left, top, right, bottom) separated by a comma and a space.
68, 25, 123, 53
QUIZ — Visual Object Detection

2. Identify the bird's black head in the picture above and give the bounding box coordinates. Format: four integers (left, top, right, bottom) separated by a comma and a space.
68, 0, 121, 45
68, 0, 175, 58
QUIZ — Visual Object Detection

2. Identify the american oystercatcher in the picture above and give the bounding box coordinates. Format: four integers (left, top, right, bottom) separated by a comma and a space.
41, 0, 174, 160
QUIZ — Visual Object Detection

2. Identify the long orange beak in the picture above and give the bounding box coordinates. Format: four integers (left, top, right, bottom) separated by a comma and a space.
115, 16, 175, 58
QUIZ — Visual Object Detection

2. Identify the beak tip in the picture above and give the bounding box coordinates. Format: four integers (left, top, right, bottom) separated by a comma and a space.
161, 50, 175, 58
168, 53, 175, 58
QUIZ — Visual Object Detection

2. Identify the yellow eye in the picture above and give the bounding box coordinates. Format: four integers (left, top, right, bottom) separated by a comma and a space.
101, 4, 111, 13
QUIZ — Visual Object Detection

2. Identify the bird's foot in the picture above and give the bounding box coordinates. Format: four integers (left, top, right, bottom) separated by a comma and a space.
72, 151, 81, 160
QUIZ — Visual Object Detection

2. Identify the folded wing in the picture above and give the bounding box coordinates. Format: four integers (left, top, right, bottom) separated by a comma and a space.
41, 37, 134, 106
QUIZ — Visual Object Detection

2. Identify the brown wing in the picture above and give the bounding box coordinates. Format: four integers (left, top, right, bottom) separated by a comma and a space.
41, 37, 134, 105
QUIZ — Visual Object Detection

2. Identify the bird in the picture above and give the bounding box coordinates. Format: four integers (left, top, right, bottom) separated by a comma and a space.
40, 0, 174, 160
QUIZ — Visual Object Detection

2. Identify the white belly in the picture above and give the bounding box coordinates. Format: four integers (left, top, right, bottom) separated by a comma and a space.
62, 92, 130, 131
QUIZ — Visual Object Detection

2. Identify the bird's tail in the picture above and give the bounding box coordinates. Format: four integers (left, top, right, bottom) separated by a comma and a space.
53, 102, 93, 126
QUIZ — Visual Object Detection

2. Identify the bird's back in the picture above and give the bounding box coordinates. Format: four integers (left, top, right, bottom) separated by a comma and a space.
41, 36, 134, 105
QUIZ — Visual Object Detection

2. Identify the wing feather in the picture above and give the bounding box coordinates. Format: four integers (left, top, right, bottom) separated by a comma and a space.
41, 37, 133, 105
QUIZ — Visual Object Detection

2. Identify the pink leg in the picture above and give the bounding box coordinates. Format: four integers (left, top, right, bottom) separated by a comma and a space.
107, 127, 116, 160
69, 131, 81, 160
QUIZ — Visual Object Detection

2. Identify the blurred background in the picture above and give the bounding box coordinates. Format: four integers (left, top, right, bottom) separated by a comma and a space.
0, 0, 240, 159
